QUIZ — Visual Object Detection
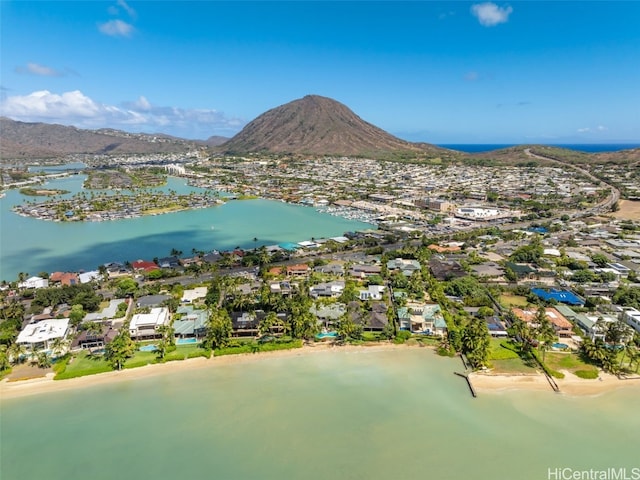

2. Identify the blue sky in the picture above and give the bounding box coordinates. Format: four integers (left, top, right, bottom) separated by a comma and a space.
1, 1, 639, 143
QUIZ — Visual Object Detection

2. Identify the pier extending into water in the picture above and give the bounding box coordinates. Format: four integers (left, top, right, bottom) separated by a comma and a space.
454, 371, 477, 398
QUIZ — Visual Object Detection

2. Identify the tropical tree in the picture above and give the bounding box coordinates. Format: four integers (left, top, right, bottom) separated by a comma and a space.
36, 351, 52, 369
336, 312, 363, 341
204, 308, 232, 350
50, 337, 68, 358
7, 342, 26, 365
534, 307, 557, 363
105, 330, 136, 370
461, 319, 491, 369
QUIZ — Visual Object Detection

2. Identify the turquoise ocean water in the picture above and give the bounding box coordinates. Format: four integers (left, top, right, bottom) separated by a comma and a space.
0, 176, 372, 281
1, 348, 638, 480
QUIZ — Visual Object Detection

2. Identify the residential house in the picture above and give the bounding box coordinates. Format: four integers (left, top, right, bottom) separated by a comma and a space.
132, 259, 159, 273
617, 306, 640, 334
49, 272, 79, 286
72, 324, 119, 350
137, 294, 171, 309
351, 302, 389, 331
269, 281, 294, 296
397, 302, 447, 336
18, 276, 49, 289
309, 303, 346, 329
129, 307, 170, 339
174, 306, 208, 339
16, 318, 70, 355
181, 287, 208, 303
314, 262, 345, 275
386, 258, 421, 277
231, 311, 259, 337
359, 285, 385, 301
158, 256, 181, 269
310, 281, 345, 298
511, 307, 574, 337
286, 264, 310, 277
429, 257, 466, 281
349, 264, 382, 279
83, 299, 127, 322
79, 271, 101, 284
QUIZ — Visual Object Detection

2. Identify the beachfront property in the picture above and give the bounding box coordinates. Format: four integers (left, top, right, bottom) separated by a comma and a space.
72, 324, 119, 350
310, 302, 346, 329
511, 307, 574, 337
397, 302, 447, 336
174, 305, 208, 339
18, 276, 49, 289
16, 318, 70, 355
129, 307, 170, 339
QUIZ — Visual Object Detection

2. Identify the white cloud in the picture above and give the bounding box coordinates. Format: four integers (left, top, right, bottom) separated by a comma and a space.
471, 2, 513, 27
578, 125, 608, 133
98, 19, 134, 37
117, 0, 137, 18
15, 62, 65, 77
0, 90, 244, 139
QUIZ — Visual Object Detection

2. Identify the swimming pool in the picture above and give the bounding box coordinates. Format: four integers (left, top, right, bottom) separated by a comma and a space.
176, 338, 198, 345
139, 344, 158, 352
552, 343, 569, 349
316, 332, 338, 339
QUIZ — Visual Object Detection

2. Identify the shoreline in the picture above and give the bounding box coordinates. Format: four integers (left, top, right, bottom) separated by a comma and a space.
3, 343, 640, 400
470, 370, 640, 396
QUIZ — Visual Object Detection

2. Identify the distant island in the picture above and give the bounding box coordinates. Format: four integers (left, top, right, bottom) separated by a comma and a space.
13, 190, 224, 222
19, 187, 70, 196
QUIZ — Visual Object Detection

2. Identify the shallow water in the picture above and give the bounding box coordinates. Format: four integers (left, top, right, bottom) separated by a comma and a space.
1, 348, 638, 480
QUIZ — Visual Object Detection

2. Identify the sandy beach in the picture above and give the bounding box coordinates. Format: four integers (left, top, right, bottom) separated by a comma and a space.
0, 343, 409, 400
470, 370, 640, 396
3, 344, 639, 400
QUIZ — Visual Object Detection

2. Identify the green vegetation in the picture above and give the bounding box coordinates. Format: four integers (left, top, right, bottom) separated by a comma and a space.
499, 294, 529, 308
488, 339, 520, 361
214, 338, 303, 356
19, 187, 70, 196
54, 351, 112, 380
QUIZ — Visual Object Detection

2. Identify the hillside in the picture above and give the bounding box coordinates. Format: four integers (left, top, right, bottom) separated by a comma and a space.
0, 117, 202, 160
219, 95, 448, 158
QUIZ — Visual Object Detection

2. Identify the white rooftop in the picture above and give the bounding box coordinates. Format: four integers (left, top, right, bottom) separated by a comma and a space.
181, 287, 208, 303
130, 307, 170, 330
17, 318, 70, 345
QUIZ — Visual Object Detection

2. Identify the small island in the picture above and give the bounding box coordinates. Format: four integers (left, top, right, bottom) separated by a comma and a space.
13, 190, 224, 221
19, 187, 71, 196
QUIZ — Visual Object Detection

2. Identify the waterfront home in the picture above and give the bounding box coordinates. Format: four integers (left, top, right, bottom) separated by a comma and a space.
72, 324, 119, 350
231, 311, 259, 337
18, 276, 49, 289
129, 307, 170, 339
79, 271, 101, 284
132, 259, 159, 272
511, 307, 574, 337
397, 302, 446, 336
309, 302, 346, 329
310, 281, 345, 298
16, 318, 70, 355
350, 301, 389, 331
181, 287, 208, 303
174, 306, 208, 339
49, 272, 79, 286
359, 285, 385, 301
158, 256, 181, 269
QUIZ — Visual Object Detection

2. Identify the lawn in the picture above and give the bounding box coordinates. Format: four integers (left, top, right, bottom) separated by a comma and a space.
488, 338, 521, 361
490, 357, 538, 374
499, 294, 530, 308
55, 350, 112, 380
214, 339, 303, 357
543, 352, 599, 379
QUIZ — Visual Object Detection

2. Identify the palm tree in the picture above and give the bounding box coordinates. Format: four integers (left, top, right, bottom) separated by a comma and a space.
8, 343, 26, 365
50, 337, 68, 359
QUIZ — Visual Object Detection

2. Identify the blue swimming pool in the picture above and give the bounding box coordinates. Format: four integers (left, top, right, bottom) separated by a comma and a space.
139, 344, 158, 352
176, 338, 198, 345
316, 332, 338, 339
552, 343, 569, 349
